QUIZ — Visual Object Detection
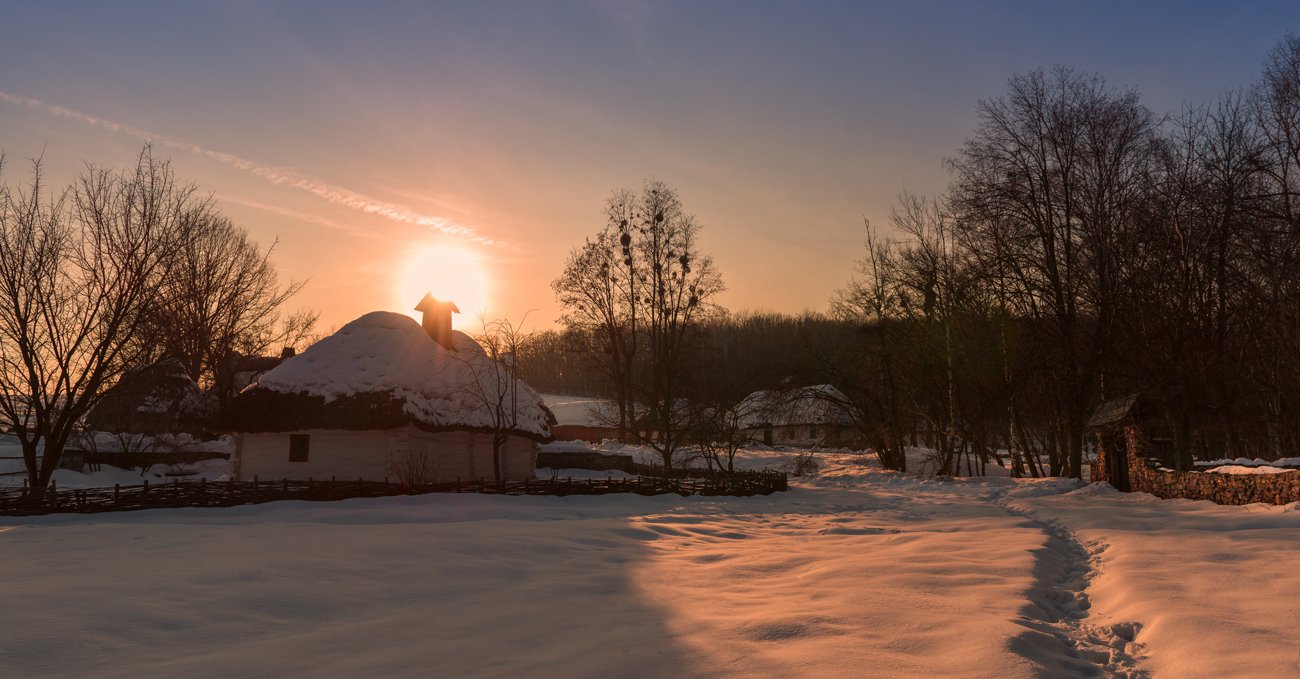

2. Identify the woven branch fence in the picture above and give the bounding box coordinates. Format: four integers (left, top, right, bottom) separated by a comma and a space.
0, 469, 788, 517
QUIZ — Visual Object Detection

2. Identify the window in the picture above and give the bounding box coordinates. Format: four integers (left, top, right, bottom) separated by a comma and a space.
809, 427, 819, 439
289, 434, 310, 462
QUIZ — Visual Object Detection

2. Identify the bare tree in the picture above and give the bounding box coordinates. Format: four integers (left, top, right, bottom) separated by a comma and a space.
389, 447, 438, 486
459, 314, 537, 484
948, 68, 1157, 477
138, 211, 315, 395
832, 219, 908, 470
0, 148, 194, 489
553, 228, 638, 437
554, 181, 725, 472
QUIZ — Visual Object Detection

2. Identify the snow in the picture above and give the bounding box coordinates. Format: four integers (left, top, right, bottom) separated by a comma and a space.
1203, 464, 1297, 475
1197, 456, 1300, 468
254, 311, 550, 436
1011, 487, 1300, 678
0, 433, 230, 489
48, 459, 231, 488
539, 393, 615, 427
77, 431, 231, 455
734, 384, 861, 428
3, 449, 1299, 677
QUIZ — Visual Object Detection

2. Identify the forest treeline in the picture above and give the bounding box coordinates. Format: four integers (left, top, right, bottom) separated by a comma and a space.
535, 36, 1300, 478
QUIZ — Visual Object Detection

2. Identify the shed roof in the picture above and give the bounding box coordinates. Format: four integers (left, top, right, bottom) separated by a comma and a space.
1085, 394, 1141, 432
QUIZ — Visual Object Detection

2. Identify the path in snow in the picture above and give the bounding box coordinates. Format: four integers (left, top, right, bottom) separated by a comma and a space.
1013, 485, 1300, 678
623, 479, 1048, 678
990, 485, 1149, 678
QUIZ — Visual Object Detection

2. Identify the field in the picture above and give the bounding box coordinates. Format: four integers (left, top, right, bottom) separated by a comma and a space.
2, 451, 1299, 678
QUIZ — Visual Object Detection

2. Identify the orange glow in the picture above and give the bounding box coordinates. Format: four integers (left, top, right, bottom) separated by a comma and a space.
396, 243, 491, 327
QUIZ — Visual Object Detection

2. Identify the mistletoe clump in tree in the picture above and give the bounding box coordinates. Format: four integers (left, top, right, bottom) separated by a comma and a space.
553, 180, 725, 472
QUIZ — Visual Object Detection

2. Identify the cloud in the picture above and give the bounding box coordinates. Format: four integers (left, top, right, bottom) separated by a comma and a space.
0, 90, 505, 247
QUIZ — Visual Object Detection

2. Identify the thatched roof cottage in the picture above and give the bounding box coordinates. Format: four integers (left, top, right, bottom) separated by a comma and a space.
222, 302, 551, 484
735, 383, 865, 448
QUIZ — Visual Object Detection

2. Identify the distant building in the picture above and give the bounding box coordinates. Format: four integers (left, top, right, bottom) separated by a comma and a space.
87, 357, 217, 437
75, 358, 226, 466
222, 299, 552, 483
734, 384, 866, 449
543, 394, 620, 443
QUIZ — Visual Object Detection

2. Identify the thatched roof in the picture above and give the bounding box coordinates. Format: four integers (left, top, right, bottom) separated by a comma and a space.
221, 311, 552, 441
87, 358, 218, 436
735, 384, 860, 428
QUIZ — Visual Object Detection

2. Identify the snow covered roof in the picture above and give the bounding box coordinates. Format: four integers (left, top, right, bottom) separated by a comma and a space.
734, 384, 860, 429
87, 358, 217, 435
222, 311, 551, 439
540, 394, 618, 427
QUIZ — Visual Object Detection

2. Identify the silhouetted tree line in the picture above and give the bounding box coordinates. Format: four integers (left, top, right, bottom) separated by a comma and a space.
541, 37, 1300, 478
835, 36, 1300, 477
520, 311, 846, 401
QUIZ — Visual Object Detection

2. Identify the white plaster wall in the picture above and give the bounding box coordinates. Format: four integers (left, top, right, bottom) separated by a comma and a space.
237, 429, 398, 482
237, 427, 540, 483
404, 428, 537, 483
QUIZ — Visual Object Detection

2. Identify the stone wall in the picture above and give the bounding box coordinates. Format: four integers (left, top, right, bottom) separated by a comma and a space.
1093, 425, 1300, 505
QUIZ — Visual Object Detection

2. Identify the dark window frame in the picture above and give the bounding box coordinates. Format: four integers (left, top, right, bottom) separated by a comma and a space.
289, 434, 310, 462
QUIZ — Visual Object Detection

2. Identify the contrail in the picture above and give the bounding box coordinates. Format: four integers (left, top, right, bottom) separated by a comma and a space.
0, 90, 503, 247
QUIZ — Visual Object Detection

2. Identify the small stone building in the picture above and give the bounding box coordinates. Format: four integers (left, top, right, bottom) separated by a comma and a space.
1087, 393, 1178, 490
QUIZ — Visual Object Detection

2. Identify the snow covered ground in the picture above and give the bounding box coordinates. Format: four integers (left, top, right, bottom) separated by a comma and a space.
3, 451, 1299, 678
540, 393, 615, 427
1196, 456, 1300, 468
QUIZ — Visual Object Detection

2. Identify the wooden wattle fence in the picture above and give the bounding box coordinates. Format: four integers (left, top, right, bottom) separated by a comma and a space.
0, 469, 788, 517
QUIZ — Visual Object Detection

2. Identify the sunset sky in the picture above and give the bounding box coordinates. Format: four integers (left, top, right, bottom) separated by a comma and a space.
2, 1, 1298, 332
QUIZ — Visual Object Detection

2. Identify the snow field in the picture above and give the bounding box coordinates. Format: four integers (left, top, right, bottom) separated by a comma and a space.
3, 452, 1300, 677
1011, 487, 1300, 678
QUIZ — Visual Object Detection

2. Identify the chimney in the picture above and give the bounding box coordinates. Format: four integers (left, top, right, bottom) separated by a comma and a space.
415, 293, 460, 350
280, 347, 296, 359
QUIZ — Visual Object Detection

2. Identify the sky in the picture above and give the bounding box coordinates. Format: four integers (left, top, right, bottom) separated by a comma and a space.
1, 1, 1298, 333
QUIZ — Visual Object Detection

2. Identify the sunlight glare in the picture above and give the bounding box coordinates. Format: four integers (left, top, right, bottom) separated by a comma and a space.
397, 243, 491, 328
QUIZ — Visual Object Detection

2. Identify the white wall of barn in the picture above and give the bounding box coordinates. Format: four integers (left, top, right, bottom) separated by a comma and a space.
233, 426, 538, 483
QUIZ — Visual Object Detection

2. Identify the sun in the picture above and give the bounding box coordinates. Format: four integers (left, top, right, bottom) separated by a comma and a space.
396, 243, 491, 327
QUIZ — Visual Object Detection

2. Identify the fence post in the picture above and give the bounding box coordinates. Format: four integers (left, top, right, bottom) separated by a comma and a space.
142, 479, 148, 497
114, 483, 120, 503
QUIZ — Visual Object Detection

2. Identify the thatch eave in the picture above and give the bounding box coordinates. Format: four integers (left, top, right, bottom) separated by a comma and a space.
220, 387, 553, 443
